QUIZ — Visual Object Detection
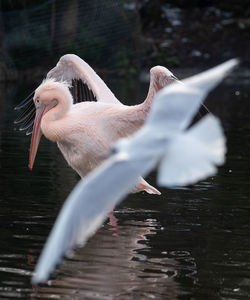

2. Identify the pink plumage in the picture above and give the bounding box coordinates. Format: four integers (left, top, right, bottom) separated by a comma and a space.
26, 55, 178, 194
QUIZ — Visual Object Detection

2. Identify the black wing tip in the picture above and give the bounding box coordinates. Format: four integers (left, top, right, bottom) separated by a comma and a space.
70, 78, 97, 104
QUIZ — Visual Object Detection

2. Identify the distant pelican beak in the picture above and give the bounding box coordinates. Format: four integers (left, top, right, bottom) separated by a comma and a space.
28, 104, 47, 170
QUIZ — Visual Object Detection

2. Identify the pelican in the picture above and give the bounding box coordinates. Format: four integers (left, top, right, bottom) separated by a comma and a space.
32, 59, 238, 284
14, 54, 193, 194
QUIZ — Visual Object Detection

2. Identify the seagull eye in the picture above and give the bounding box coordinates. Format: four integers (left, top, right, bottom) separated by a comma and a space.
109, 145, 118, 157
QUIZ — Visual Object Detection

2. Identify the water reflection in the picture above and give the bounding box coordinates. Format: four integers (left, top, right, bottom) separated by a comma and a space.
31, 218, 182, 299
0, 79, 250, 299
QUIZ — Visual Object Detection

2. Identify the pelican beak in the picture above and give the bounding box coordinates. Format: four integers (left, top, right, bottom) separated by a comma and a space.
28, 104, 47, 170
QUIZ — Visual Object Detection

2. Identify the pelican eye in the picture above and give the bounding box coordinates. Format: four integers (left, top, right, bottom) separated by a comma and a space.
35, 98, 41, 108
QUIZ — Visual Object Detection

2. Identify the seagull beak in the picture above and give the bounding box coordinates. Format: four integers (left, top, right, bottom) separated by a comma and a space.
28, 104, 47, 170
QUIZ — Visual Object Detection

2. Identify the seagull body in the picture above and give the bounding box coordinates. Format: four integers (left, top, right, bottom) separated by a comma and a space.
16, 54, 180, 194
32, 59, 238, 284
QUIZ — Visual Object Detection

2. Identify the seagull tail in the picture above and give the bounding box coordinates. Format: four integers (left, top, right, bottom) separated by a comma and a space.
157, 114, 226, 187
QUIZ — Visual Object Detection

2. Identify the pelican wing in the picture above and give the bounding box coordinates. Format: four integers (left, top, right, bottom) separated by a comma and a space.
32, 59, 238, 284
144, 65, 179, 104
47, 54, 121, 104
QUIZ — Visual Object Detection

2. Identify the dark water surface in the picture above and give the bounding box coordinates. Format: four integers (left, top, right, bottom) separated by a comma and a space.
0, 77, 250, 299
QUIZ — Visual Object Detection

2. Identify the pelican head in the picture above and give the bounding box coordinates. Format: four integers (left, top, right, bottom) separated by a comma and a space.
28, 79, 73, 170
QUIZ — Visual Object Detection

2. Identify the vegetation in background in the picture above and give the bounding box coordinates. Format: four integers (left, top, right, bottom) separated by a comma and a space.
0, 0, 249, 80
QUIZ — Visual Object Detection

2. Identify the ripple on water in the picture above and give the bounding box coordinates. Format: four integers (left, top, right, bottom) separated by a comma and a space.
1, 82, 250, 299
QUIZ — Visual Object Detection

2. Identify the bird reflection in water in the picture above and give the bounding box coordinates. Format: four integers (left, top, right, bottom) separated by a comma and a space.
31, 217, 183, 299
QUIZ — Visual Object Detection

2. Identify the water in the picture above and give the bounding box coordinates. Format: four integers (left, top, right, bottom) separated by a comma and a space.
0, 76, 250, 299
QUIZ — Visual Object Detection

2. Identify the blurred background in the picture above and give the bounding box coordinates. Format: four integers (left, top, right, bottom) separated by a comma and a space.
0, 0, 249, 82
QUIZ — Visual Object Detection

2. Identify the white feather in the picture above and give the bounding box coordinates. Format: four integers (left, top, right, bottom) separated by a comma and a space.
157, 115, 226, 186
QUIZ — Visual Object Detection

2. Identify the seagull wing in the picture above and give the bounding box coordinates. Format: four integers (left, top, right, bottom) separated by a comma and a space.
32, 153, 143, 284
146, 58, 238, 133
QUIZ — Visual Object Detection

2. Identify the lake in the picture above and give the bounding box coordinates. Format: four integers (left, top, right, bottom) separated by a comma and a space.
0, 73, 250, 299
